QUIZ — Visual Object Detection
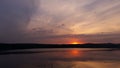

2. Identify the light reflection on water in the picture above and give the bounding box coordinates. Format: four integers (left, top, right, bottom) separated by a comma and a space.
70, 49, 81, 56
0, 48, 120, 68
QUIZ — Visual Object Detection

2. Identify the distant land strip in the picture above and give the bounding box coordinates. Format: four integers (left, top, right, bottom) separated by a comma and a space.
0, 43, 120, 51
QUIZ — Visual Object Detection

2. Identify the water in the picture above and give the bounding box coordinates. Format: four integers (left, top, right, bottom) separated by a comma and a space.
0, 48, 120, 68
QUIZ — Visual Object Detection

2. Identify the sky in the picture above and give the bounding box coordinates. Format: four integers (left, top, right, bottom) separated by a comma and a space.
0, 0, 120, 44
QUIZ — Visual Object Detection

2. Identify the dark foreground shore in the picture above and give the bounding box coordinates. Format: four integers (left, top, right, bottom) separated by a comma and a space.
0, 43, 120, 51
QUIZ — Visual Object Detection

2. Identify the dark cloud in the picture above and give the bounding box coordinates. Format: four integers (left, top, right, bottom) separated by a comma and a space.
0, 0, 38, 43
39, 33, 120, 44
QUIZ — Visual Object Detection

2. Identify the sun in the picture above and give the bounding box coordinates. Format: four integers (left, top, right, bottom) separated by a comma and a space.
71, 42, 79, 44
68, 38, 84, 44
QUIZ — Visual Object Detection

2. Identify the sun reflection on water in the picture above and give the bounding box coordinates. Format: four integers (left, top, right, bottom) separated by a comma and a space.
69, 49, 83, 57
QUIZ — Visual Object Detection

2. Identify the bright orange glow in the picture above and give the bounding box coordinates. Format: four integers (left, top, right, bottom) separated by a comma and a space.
71, 50, 79, 55
72, 42, 79, 44
69, 50, 83, 57
68, 38, 84, 44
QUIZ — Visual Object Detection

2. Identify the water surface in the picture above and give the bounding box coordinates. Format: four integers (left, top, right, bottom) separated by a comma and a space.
0, 48, 120, 68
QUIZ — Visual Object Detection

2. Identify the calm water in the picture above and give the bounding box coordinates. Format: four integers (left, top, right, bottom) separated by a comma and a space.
0, 48, 120, 68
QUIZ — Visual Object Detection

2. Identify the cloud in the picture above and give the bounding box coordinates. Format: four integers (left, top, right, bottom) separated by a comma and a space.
0, 0, 120, 43
0, 0, 38, 43
28, 0, 120, 35
36, 33, 120, 44
27, 0, 120, 43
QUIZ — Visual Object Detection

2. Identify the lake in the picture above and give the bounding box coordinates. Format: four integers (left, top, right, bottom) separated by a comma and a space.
0, 48, 120, 68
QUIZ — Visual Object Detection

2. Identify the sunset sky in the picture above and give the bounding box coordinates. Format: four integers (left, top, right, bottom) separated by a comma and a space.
0, 0, 120, 44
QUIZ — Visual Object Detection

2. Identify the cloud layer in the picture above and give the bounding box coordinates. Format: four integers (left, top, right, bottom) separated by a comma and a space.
0, 0, 38, 43
0, 0, 120, 43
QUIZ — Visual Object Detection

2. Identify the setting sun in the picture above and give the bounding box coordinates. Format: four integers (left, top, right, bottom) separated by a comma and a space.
68, 38, 84, 44
72, 42, 79, 44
